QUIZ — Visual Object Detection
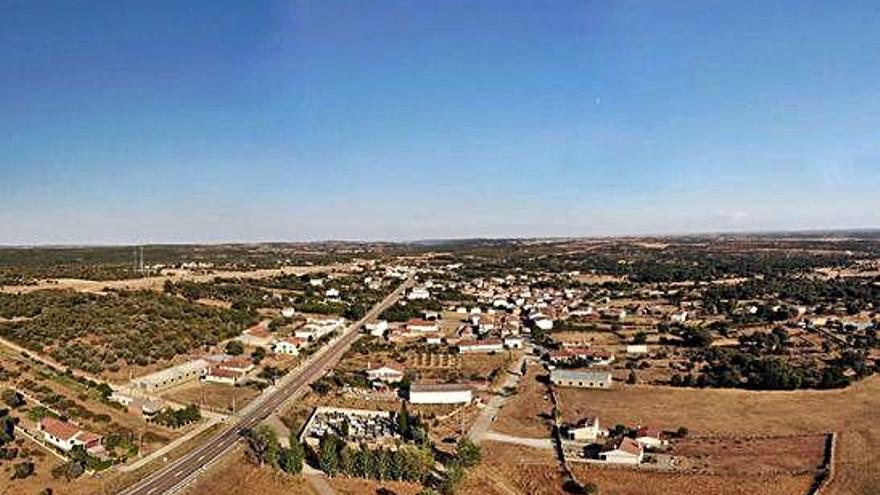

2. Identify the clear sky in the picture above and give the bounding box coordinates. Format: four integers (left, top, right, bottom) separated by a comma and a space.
2, 1, 879, 244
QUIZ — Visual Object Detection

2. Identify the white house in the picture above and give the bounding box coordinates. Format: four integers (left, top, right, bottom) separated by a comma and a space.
626, 344, 649, 355
424, 334, 444, 346
273, 337, 303, 356
365, 320, 389, 337
503, 336, 524, 349
281, 307, 296, 318
534, 318, 554, 331
365, 362, 406, 383
600, 437, 643, 465
565, 416, 602, 442
634, 426, 665, 448
39, 418, 103, 453
550, 370, 613, 389
409, 383, 472, 404
407, 287, 431, 300
325, 288, 340, 299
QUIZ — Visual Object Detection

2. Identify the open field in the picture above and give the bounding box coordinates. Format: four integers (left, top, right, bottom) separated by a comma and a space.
557, 377, 880, 495
491, 364, 554, 438
673, 435, 826, 474
162, 381, 261, 415
0, 265, 338, 295
329, 477, 424, 495
466, 441, 817, 495
182, 448, 317, 495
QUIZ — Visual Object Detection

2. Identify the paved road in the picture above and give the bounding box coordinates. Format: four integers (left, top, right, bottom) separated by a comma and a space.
117, 278, 412, 495
483, 431, 553, 450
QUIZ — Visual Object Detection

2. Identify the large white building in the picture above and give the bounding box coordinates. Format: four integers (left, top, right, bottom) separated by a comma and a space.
408, 383, 472, 404
457, 339, 504, 354
550, 370, 613, 389
132, 359, 210, 392
295, 317, 345, 341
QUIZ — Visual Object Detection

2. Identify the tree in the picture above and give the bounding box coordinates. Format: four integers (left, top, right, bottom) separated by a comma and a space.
245, 426, 280, 468
283, 436, 305, 475
251, 346, 266, 365
51, 460, 84, 481
632, 332, 647, 344
676, 426, 689, 438
397, 403, 411, 438
225, 340, 245, 356
440, 462, 465, 495
95, 383, 113, 401
1, 390, 24, 408
12, 461, 34, 479
455, 438, 481, 468
626, 370, 638, 385
319, 434, 340, 475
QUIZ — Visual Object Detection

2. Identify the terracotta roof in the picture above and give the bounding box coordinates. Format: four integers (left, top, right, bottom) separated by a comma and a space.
245, 326, 271, 338
636, 426, 662, 439
207, 367, 244, 379
40, 417, 80, 441
604, 436, 642, 456
220, 357, 252, 370
407, 319, 438, 326
369, 361, 405, 372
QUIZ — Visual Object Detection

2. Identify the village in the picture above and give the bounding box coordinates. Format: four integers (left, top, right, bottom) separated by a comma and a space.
0, 238, 877, 495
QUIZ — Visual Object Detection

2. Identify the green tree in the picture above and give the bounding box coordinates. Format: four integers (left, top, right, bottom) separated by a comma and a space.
455, 438, 481, 468
283, 436, 305, 475
1, 390, 24, 408
225, 340, 245, 356
319, 434, 340, 475
251, 346, 266, 364
245, 426, 280, 468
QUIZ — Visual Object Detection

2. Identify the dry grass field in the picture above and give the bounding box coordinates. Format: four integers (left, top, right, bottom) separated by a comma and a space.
673, 435, 826, 474
556, 377, 880, 495
0, 265, 336, 295
329, 477, 424, 495
183, 448, 317, 495
492, 364, 554, 438
163, 381, 261, 414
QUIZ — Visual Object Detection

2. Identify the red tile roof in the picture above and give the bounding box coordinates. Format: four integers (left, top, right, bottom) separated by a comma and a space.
40, 417, 80, 441
636, 426, 662, 439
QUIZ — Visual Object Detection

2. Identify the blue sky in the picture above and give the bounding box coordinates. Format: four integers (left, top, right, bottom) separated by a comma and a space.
2, 1, 879, 244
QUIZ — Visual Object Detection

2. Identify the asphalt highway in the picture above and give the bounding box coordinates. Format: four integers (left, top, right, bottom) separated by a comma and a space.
117, 277, 413, 495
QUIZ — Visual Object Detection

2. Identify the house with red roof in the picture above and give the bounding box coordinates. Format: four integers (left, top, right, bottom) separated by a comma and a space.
600, 436, 643, 465
634, 426, 665, 447
39, 417, 103, 454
